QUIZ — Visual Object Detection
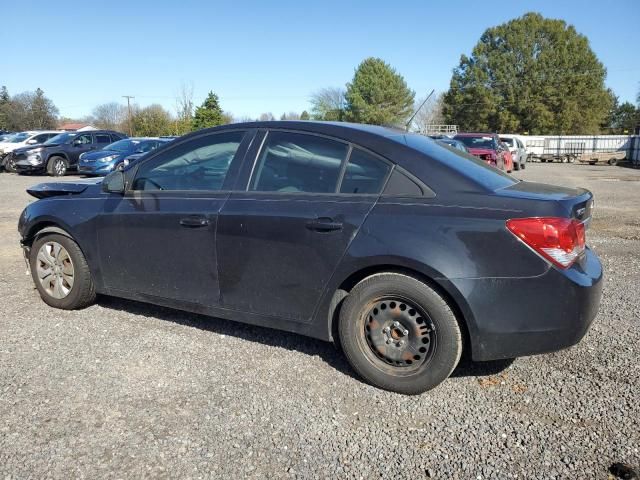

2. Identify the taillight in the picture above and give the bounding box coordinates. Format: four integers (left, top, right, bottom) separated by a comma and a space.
506, 217, 586, 268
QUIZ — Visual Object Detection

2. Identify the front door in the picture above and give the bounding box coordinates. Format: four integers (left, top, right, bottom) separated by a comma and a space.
70, 132, 95, 163
217, 130, 392, 322
98, 129, 253, 306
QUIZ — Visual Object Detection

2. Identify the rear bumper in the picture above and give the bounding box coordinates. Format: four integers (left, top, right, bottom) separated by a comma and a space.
453, 247, 603, 361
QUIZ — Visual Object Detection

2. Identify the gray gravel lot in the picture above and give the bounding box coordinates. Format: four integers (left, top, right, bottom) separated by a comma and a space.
0, 163, 638, 479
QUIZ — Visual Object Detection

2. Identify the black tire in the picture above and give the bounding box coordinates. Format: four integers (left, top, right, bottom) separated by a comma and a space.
513, 161, 520, 171
47, 156, 68, 177
30, 233, 96, 310
589, 160, 598, 165
338, 272, 462, 395
608, 158, 618, 166
521, 161, 526, 170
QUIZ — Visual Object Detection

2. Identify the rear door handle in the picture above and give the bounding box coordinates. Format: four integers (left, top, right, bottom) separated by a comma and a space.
180, 215, 210, 228
306, 217, 343, 232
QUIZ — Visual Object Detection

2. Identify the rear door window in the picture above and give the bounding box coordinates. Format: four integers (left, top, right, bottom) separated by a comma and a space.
96, 134, 111, 145
250, 131, 348, 193
339, 148, 391, 194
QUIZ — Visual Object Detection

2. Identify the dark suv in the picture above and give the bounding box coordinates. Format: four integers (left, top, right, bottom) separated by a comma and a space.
13, 130, 127, 176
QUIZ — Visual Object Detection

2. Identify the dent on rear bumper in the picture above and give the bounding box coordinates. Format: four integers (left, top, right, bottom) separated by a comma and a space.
454, 247, 603, 361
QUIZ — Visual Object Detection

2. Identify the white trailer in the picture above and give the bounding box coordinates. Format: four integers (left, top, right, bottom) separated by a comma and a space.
515, 135, 632, 163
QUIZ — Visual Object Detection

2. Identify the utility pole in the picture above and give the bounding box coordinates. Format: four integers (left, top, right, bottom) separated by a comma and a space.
123, 95, 134, 136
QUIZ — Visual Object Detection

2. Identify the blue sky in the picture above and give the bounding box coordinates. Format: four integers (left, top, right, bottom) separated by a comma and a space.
2, 0, 639, 119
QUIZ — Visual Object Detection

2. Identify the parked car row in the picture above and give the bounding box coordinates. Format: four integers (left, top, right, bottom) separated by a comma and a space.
1, 128, 174, 176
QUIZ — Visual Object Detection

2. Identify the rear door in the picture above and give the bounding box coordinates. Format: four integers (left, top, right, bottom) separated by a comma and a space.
216, 129, 392, 323
98, 129, 254, 306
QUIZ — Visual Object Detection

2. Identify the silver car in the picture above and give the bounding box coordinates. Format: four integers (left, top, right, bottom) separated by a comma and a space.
500, 135, 527, 170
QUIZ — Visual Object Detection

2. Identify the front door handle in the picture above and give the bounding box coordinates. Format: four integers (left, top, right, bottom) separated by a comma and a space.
180, 215, 210, 228
306, 217, 343, 232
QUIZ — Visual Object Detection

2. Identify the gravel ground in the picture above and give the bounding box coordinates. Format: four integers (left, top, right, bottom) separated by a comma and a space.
0, 163, 638, 479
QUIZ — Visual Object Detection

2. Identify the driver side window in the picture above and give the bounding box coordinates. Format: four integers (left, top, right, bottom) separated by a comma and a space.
132, 131, 245, 191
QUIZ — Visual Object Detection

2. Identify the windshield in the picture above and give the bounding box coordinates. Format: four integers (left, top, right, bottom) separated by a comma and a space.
103, 139, 138, 152
6, 133, 30, 143
45, 132, 77, 144
500, 138, 514, 147
455, 135, 496, 150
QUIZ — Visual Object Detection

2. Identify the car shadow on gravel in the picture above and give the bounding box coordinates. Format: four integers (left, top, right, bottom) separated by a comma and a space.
97, 295, 515, 383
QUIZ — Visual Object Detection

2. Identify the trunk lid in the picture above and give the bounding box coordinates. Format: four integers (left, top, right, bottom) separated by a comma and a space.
498, 181, 593, 222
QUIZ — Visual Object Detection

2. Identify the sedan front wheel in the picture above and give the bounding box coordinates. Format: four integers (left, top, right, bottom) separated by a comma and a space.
30, 233, 96, 309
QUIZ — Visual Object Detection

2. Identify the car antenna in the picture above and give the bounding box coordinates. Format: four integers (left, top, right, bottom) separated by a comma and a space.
405, 89, 435, 132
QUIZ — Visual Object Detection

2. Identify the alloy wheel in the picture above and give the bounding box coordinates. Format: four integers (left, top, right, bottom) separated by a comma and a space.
54, 159, 66, 176
36, 241, 74, 299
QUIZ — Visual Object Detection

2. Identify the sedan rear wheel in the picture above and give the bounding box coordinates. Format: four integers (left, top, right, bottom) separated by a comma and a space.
339, 273, 462, 395
30, 233, 96, 309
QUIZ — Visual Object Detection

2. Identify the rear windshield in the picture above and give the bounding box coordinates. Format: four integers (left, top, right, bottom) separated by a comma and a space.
455, 135, 496, 149
500, 137, 514, 146
398, 134, 517, 190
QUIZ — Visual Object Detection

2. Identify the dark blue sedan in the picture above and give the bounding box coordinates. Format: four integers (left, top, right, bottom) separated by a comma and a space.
77, 138, 168, 176
17, 122, 602, 394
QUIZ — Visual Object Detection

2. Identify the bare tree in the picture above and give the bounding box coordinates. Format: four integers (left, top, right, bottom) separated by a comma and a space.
310, 87, 345, 121
175, 81, 195, 133
92, 102, 127, 130
259, 112, 275, 121
279, 112, 300, 120
411, 93, 445, 133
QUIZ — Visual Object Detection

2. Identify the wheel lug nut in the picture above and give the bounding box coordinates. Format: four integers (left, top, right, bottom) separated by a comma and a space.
403, 330, 409, 336
393, 321, 399, 327
386, 339, 393, 344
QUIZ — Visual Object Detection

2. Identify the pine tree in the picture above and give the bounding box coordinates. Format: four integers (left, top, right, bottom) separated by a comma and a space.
192, 91, 224, 130
345, 58, 415, 126
443, 13, 612, 134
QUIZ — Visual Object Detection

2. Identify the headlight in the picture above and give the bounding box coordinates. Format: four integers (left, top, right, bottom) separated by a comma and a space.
99, 155, 118, 163
27, 148, 43, 157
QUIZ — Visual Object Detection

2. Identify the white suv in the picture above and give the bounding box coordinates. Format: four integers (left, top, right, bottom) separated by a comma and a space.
0, 131, 61, 171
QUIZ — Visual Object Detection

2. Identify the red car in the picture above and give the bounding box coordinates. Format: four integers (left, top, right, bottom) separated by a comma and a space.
453, 133, 512, 172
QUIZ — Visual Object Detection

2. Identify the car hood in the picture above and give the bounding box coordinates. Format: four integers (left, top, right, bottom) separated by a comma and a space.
14, 145, 44, 154
26, 178, 103, 199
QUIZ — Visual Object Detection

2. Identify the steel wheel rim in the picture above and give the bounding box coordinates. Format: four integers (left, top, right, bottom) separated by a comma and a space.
361, 297, 436, 374
36, 241, 74, 299
54, 159, 65, 175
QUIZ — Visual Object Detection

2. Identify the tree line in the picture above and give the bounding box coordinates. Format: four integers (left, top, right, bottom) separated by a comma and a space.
2, 12, 638, 136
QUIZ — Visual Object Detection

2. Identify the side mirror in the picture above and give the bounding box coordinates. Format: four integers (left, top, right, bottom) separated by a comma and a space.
102, 170, 125, 194
26, 139, 38, 145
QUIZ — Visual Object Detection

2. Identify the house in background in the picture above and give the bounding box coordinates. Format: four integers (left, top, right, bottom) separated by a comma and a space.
58, 122, 97, 132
